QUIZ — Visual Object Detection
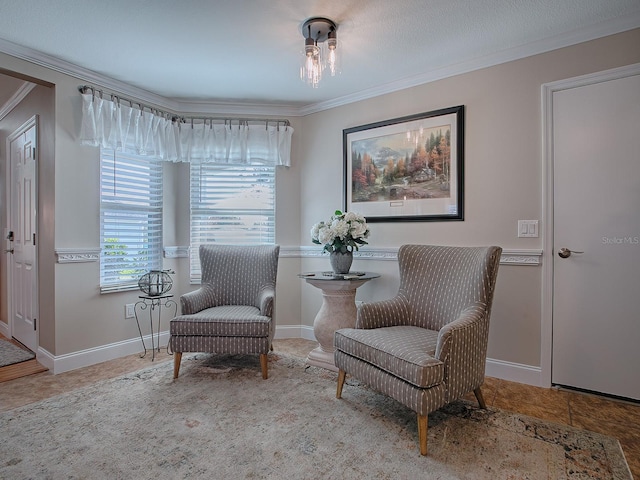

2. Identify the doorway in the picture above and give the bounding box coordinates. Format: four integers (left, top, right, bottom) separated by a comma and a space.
7, 116, 39, 352
542, 64, 640, 401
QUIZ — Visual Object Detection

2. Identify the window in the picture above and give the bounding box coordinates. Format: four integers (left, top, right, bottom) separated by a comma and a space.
100, 149, 163, 292
190, 162, 275, 281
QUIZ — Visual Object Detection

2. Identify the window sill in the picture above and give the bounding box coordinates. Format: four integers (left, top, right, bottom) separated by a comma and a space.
100, 284, 141, 294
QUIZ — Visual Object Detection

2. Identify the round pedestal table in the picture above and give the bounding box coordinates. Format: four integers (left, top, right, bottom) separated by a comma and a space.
298, 271, 380, 371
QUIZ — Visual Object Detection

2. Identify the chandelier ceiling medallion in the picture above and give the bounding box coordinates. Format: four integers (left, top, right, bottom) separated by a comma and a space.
300, 17, 340, 88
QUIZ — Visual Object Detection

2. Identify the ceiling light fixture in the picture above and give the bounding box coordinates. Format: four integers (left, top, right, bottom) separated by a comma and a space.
300, 17, 340, 88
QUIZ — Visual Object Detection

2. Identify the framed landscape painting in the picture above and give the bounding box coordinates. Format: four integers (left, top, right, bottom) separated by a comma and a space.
343, 105, 464, 222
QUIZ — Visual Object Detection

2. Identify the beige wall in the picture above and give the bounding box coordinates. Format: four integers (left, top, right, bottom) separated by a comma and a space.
0, 51, 304, 357
0, 28, 638, 373
298, 28, 640, 367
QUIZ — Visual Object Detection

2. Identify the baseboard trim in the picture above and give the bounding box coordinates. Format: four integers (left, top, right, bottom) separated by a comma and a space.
45, 332, 170, 374
274, 324, 316, 341
45, 327, 315, 375
42, 326, 542, 387
485, 357, 543, 387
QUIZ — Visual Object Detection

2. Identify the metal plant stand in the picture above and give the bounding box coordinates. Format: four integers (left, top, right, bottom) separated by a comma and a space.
134, 294, 177, 361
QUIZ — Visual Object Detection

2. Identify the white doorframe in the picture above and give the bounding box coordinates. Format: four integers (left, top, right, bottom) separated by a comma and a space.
540, 62, 640, 388
5, 114, 39, 350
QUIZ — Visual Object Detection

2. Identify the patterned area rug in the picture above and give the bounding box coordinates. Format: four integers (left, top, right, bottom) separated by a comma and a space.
0, 338, 34, 367
0, 353, 631, 479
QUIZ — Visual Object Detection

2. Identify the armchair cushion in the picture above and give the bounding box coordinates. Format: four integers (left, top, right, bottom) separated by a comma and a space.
334, 350, 448, 416
170, 306, 271, 337
335, 326, 442, 388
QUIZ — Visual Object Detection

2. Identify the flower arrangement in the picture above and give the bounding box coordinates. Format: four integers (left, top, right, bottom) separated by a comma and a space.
311, 210, 370, 254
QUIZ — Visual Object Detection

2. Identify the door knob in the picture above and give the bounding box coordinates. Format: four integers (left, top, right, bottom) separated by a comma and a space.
558, 247, 584, 258
4, 249, 14, 254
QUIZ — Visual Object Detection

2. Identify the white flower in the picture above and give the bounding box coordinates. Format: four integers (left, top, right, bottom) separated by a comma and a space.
350, 221, 368, 239
310, 210, 370, 253
317, 226, 336, 245
343, 211, 358, 222
331, 219, 350, 239
310, 222, 323, 241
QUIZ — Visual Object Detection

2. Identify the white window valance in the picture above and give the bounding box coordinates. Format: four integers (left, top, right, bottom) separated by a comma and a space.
79, 92, 293, 166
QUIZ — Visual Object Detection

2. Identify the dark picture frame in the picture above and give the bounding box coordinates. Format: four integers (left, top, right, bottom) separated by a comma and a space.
343, 105, 464, 222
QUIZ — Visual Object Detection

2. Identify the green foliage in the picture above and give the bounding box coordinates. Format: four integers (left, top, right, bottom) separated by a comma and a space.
103, 238, 150, 279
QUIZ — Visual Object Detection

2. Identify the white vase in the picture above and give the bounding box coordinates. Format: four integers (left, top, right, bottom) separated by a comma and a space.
329, 251, 353, 274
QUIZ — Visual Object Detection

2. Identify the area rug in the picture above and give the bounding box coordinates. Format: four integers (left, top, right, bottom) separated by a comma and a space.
0, 338, 34, 367
0, 353, 631, 479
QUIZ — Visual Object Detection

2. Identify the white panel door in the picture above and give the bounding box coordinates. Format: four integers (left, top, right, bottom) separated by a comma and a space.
552, 73, 640, 400
8, 116, 38, 352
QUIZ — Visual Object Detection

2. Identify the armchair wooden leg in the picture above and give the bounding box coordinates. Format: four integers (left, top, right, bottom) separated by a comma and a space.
260, 353, 268, 379
418, 414, 428, 456
474, 387, 487, 409
336, 370, 346, 399
173, 352, 182, 379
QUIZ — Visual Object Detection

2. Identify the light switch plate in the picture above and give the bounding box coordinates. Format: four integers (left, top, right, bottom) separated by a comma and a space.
518, 220, 539, 238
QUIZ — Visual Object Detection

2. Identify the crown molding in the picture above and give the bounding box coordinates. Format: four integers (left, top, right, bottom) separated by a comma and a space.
299, 13, 640, 115
1, 12, 637, 117
173, 99, 304, 118
0, 80, 36, 121
0, 37, 180, 111
0, 37, 298, 117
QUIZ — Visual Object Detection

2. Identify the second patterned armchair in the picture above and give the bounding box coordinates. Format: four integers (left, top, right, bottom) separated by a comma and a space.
334, 244, 502, 455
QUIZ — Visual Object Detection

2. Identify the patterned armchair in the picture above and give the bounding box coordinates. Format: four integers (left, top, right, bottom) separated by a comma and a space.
169, 244, 280, 379
334, 244, 502, 455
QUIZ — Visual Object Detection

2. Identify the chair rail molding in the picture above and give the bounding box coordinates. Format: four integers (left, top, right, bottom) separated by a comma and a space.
287, 246, 542, 265
499, 249, 542, 266
291, 246, 399, 261
164, 246, 190, 258
127, 245, 541, 265
55, 248, 101, 263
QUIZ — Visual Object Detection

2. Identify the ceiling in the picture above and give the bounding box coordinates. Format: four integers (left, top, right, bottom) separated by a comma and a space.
0, 0, 639, 112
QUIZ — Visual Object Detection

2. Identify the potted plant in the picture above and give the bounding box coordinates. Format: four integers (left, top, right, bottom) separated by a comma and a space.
310, 210, 370, 274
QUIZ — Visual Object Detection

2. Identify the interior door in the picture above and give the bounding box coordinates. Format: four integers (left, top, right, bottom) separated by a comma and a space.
8, 116, 38, 352
552, 72, 640, 400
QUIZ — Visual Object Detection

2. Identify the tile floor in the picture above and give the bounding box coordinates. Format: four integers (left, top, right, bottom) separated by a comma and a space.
463, 373, 640, 478
0, 337, 638, 477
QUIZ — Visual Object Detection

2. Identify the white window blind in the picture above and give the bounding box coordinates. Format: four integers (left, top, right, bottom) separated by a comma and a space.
100, 149, 163, 291
190, 162, 275, 281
